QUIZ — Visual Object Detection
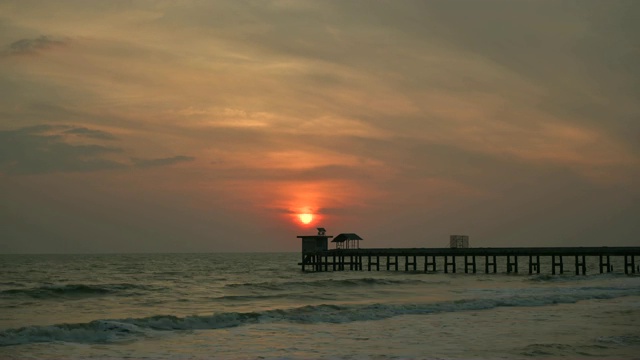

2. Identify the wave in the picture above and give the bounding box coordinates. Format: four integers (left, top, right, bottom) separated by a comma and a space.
596, 335, 640, 346
520, 343, 592, 357
0, 283, 155, 299
527, 272, 628, 283
2, 284, 638, 347
519, 337, 640, 358
224, 277, 443, 291
213, 293, 336, 302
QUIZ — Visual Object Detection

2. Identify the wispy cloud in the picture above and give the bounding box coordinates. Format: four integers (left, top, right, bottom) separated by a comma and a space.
0, 125, 124, 175
64, 126, 117, 140
0, 125, 194, 175
6, 35, 68, 55
132, 155, 195, 169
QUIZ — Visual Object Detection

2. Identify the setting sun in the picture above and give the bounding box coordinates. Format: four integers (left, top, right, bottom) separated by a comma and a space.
298, 213, 313, 224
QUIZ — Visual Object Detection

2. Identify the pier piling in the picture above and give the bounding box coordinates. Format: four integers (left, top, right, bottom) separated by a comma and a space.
528, 255, 540, 274
624, 255, 636, 274
444, 255, 456, 273
464, 255, 477, 273
424, 255, 437, 272
485, 255, 497, 273
386, 255, 399, 271
599, 255, 611, 273
404, 255, 417, 271
507, 255, 518, 274
552, 255, 564, 275
575, 255, 586, 275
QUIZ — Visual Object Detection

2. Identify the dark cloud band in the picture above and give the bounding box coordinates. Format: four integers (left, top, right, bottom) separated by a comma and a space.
0, 125, 194, 175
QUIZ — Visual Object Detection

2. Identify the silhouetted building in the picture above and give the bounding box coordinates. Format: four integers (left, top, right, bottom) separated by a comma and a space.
450, 235, 469, 248
298, 228, 333, 253
332, 233, 363, 249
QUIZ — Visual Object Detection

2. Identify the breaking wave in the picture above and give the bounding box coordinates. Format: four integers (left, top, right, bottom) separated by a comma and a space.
0, 283, 155, 299
2, 284, 638, 347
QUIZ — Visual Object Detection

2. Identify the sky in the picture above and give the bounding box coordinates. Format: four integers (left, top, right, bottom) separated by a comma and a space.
1, 0, 638, 253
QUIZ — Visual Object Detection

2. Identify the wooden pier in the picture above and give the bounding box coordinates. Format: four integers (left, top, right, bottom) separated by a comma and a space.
299, 247, 640, 275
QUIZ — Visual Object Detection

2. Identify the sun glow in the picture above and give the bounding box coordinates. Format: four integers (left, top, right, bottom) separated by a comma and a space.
298, 213, 313, 224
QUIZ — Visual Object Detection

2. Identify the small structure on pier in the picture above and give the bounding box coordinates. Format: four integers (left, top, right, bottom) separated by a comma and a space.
450, 235, 469, 248
298, 227, 333, 253
332, 233, 363, 249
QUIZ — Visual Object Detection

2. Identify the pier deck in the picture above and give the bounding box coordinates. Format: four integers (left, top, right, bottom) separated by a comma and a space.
299, 247, 640, 275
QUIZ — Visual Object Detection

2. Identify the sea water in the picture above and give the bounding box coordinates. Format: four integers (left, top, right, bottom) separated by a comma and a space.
1, 253, 639, 359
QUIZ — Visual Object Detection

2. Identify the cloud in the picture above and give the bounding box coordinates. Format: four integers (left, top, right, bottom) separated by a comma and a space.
132, 155, 195, 169
0, 125, 194, 174
6, 35, 68, 55
64, 127, 117, 140
0, 125, 124, 175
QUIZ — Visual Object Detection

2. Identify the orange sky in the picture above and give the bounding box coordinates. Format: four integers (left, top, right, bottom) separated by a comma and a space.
1, 1, 638, 253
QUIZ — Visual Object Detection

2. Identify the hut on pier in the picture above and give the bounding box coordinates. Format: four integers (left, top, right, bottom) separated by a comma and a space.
298, 228, 333, 253
332, 233, 363, 249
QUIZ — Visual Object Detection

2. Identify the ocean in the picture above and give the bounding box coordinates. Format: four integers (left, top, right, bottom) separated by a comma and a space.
1, 253, 639, 359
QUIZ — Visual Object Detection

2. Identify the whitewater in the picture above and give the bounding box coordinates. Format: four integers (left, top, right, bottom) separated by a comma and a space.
1, 253, 639, 359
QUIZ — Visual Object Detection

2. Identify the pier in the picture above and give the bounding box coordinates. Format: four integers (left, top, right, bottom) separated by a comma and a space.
298, 229, 640, 275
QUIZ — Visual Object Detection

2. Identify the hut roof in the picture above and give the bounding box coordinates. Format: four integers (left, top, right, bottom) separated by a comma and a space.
331, 233, 363, 243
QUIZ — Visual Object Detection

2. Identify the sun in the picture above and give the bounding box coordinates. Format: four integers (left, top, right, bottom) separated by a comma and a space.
298, 213, 313, 224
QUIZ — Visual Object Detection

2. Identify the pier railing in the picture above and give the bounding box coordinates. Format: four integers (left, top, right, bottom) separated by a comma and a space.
299, 247, 640, 275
